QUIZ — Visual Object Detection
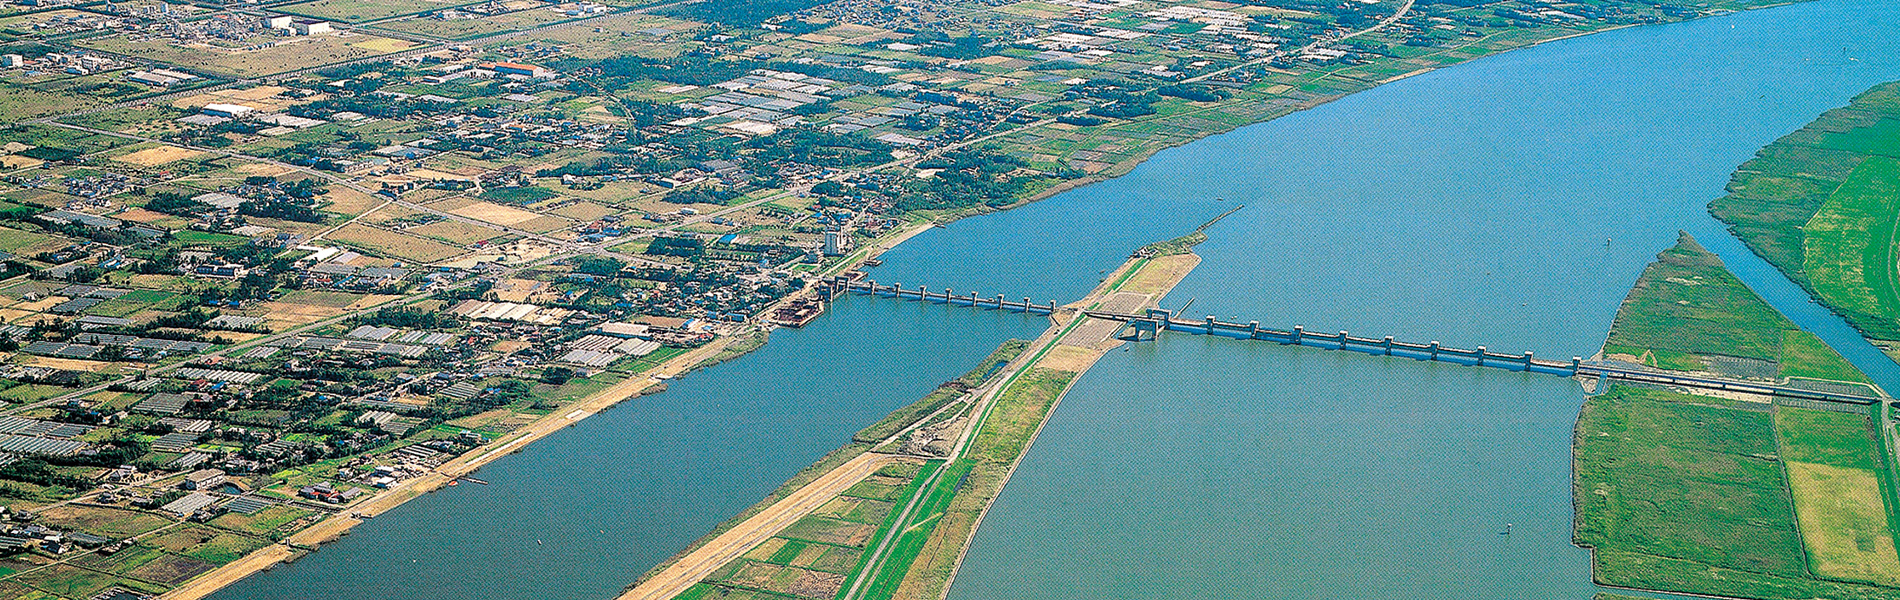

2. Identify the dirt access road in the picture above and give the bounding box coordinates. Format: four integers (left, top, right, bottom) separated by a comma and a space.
616, 452, 901, 600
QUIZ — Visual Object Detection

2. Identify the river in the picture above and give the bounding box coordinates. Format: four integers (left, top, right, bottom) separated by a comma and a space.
942, 2, 1900, 599
211, 1, 1900, 598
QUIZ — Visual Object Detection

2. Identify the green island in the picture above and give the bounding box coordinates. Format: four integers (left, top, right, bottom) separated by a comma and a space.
1575, 233, 1900, 600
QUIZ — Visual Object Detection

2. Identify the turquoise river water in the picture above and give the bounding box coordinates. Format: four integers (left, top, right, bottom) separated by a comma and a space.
213, 1, 1900, 599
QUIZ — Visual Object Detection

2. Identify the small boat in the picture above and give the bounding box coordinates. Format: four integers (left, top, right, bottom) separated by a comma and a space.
448, 480, 459, 487
1501, 523, 1513, 535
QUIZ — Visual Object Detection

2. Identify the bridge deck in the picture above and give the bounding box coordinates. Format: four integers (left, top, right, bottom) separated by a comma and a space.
831, 277, 1886, 407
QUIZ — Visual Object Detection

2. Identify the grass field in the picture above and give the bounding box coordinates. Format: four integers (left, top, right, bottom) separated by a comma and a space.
1603, 233, 1791, 368
375, 6, 575, 40
407, 219, 502, 244
852, 339, 1026, 444
1774, 407, 1900, 585
1803, 156, 1900, 333
1575, 384, 1900, 599
76, 34, 413, 78
1780, 330, 1872, 383
879, 367, 1075, 600
1786, 462, 1900, 585
0, 82, 101, 125
1603, 233, 1871, 383
0, 227, 51, 254
328, 223, 469, 264
173, 230, 254, 248
34, 505, 172, 538
1711, 81, 1900, 340
1575, 386, 1807, 578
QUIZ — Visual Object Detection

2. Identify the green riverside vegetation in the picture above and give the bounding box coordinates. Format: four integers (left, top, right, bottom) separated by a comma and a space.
1603, 232, 1866, 383
1577, 237, 1900, 600
853, 340, 1029, 444
1711, 80, 1900, 343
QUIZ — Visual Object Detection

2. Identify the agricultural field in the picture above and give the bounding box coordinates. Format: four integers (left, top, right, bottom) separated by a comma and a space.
375, 4, 579, 40
676, 460, 927, 600
327, 222, 471, 264
75, 33, 416, 78
277, 0, 491, 23
1572, 386, 1900, 600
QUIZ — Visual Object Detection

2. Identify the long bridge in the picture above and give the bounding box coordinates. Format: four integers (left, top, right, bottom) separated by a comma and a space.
826, 277, 1887, 407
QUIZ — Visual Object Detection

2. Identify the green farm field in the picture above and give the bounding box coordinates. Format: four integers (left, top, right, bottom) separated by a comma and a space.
1801, 156, 1900, 336
1574, 387, 1807, 579
1775, 408, 1900, 585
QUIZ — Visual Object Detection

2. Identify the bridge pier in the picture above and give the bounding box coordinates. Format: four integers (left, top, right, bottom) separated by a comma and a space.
1522, 351, 1534, 371
942, 288, 952, 304
1291, 325, 1303, 345
1339, 331, 1349, 350
1248, 321, 1259, 339
1206, 316, 1217, 335
1571, 356, 1582, 375
1475, 346, 1486, 367
1383, 336, 1393, 356
1428, 341, 1440, 360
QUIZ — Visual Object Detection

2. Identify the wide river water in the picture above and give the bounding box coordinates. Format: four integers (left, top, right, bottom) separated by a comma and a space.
213, 1, 1900, 599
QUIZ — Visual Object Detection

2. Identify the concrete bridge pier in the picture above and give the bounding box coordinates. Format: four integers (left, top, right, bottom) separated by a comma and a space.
1475, 346, 1487, 366
1291, 325, 1304, 344
942, 288, 953, 304
1338, 331, 1349, 350
1206, 316, 1217, 335
1428, 341, 1440, 359
1571, 356, 1582, 375
1132, 318, 1159, 341
995, 294, 1005, 309
1522, 351, 1534, 371
970, 291, 981, 307
1248, 321, 1260, 339
1383, 336, 1394, 355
